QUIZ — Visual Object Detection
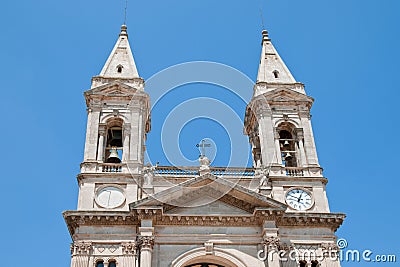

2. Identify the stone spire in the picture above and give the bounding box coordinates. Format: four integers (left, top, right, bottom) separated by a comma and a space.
91, 25, 140, 88
256, 30, 296, 84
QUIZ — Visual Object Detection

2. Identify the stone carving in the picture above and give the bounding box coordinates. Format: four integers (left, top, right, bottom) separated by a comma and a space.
204, 242, 214, 255
122, 241, 137, 255
199, 156, 211, 174
71, 241, 93, 255
143, 163, 156, 187
138, 236, 155, 250
263, 236, 280, 250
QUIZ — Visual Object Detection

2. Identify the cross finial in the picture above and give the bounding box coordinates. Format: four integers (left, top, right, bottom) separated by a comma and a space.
196, 139, 211, 157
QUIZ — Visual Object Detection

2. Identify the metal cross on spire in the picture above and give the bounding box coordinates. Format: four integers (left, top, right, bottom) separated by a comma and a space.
124, 0, 128, 25
196, 139, 211, 157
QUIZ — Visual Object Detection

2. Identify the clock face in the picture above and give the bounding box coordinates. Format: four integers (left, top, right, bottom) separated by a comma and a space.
285, 188, 313, 211
96, 186, 125, 208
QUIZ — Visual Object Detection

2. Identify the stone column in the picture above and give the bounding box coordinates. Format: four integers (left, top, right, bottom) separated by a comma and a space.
122, 242, 137, 267
122, 124, 131, 162
138, 236, 154, 267
84, 108, 101, 161
299, 112, 319, 166
70, 241, 92, 267
256, 109, 276, 167
97, 124, 107, 162
295, 128, 307, 167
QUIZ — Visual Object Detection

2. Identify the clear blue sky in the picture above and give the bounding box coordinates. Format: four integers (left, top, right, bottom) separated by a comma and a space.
1, 0, 399, 266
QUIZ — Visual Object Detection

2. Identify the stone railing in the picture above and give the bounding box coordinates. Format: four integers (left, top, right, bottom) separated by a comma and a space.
80, 161, 321, 178
268, 165, 323, 177
285, 167, 305, 177
100, 163, 123, 173
154, 166, 255, 177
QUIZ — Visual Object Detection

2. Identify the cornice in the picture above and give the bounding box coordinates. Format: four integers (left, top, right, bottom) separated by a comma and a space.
269, 176, 329, 185
131, 207, 284, 227
277, 212, 346, 232
63, 211, 136, 237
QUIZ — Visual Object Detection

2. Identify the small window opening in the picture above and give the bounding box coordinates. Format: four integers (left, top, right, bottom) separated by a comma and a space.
299, 260, 307, 267
108, 260, 117, 267
311, 260, 319, 267
96, 260, 104, 267
273, 70, 279, 78
117, 65, 123, 73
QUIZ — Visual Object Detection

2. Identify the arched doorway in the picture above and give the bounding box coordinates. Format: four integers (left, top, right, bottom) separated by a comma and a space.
171, 247, 247, 267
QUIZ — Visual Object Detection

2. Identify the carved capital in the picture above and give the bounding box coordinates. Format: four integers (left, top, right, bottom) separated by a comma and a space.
273, 127, 280, 139
123, 123, 131, 136
99, 124, 107, 136
138, 236, 154, 250
263, 236, 280, 250
121, 241, 137, 255
71, 241, 93, 255
295, 128, 304, 140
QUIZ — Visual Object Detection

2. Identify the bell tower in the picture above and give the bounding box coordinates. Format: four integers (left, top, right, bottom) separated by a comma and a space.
244, 30, 330, 213
78, 24, 151, 211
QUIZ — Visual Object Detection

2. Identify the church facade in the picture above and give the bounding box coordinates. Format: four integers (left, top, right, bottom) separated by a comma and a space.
63, 25, 345, 267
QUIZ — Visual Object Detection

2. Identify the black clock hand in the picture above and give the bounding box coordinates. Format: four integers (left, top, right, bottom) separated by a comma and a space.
297, 192, 303, 202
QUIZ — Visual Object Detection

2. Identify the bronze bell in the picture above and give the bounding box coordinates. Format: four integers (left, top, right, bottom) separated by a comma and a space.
283, 140, 290, 146
106, 147, 121, 163
285, 152, 292, 159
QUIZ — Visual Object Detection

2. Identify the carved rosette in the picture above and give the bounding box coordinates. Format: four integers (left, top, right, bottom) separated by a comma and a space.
71, 241, 93, 255
263, 236, 280, 250
138, 236, 154, 250
122, 241, 137, 255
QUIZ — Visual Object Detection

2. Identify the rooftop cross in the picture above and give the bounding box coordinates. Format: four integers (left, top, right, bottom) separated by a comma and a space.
196, 139, 211, 158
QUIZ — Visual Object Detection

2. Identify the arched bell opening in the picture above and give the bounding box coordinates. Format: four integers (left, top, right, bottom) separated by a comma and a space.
104, 118, 124, 163
277, 122, 298, 167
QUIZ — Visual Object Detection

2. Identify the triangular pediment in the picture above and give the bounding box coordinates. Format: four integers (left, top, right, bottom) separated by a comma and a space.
264, 88, 314, 103
130, 173, 287, 215
85, 81, 138, 97
165, 197, 252, 216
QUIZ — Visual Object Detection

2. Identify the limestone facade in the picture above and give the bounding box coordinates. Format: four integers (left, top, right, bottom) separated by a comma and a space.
64, 25, 345, 267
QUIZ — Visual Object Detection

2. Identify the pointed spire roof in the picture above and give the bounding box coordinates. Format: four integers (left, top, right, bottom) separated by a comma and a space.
98, 25, 139, 79
256, 30, 296, 84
